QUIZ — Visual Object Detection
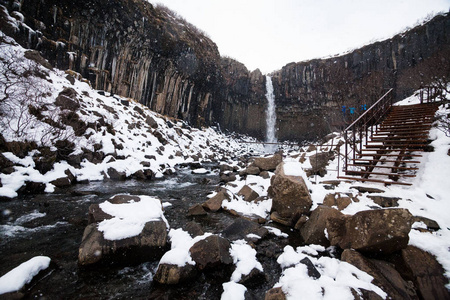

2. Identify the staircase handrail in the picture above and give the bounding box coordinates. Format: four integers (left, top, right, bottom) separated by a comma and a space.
341, 88, 394, 175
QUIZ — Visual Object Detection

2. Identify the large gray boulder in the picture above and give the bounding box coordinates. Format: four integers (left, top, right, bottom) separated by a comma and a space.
269, 162, 312, 221
327, 208, 413, 254
78, 195, 169, 266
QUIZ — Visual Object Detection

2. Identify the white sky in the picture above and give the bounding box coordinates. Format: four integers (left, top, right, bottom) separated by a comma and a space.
149, 0, 450, 73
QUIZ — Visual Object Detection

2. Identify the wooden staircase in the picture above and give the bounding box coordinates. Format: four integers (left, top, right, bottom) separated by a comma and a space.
339, 102, 439, 186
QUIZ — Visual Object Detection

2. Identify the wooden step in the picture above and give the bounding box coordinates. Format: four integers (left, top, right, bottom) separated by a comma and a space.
368, 139, 428, 144
338, 176, 412, 186
354, 158, 421, 164
346, 164, 419, 170
366, 144, 428, 148
357, 153, 423, 157
346, 170, 416, 177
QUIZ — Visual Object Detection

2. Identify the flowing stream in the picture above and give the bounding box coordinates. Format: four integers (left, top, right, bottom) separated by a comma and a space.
265, 76, 277, 152
0, 165, 297, 299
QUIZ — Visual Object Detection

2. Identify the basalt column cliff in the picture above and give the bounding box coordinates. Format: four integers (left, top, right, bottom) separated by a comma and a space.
1, 0, 449, 142
271, 13, 450, 141
1, 0, 268, 135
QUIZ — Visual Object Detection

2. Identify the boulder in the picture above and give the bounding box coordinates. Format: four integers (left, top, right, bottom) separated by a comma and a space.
265, 287, 286, 300
78, 220, 168, 266
413, 216, 440, 231
220, 172, 237, 183
189, 235, 233, 271
79, 195, 168, 266
202, 190, 229, 212
145, 115, 158, 128
259, 171, 270, 179
240, 166, 260, 176
237, 185, 259, 202
323, 193, 352, 210
327, 208, 413, 254
50, 176, 72, 188
269, 162, 312, 220
368, 195, 400, 207
270, 211, 294, 227
154, 263, 197, 285
300, 205, 343, 246
55, 87, 80, 110
341, 249, 417, 300
106, 167, 127, 180
184, 221, 204, 237
17, 181, 46, 195
188, 204, 207, 216
308, 151, 332, 176
398, 246, 449, 300
221, 218, 268, 241
253, 153, 282, 171
351, 186, 385, 194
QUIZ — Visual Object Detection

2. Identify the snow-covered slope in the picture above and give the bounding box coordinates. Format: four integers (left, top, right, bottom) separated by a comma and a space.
0, 32, 260, 199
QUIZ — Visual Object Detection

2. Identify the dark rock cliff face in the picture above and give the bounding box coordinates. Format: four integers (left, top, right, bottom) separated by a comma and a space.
1, 0, 224, 127
271, 13, 450, 141
1, 0, 448, 142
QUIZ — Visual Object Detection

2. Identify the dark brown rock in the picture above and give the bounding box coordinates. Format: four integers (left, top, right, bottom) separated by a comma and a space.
184, 221, 204, 237
237, 185, 259, 202
265, 287, 286, 300
189, 235, 233, 271
17, 181, 46, 195
221, 218, 268, 241
413, 216, 440, 231
202, 190, 229, 212
106, 167, 127, 180
327, 208, 413, 254
188, 204, 207, 216
78, 220, 168, 266
253, 153, 282, 171
55, 87, 80, 110
398, 246, 450, 300
308, 151, 333, 176
368, 195, 400, 207
109, 194, 141, 204
145, 115, 158, 128
300, 205, 343, 246
270, 211, 294, 227
154, 263, 197, 285
259, 171, 270, 179
241, 166, 260, 176
341, 249, 417, 300
270, 162, 312, 220
351, 186, 385, 194
323, 193, 352, 210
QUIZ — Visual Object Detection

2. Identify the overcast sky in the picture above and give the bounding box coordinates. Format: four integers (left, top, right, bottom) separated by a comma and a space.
149, 0, 449, 73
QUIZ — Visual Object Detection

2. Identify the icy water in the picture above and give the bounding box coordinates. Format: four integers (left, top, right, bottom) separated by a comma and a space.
0, 165, 293, 299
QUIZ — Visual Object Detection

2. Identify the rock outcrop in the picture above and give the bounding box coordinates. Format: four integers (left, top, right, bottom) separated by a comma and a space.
78, 195, 169, 266
3, 1, 448, 141
269, 162, 312, 222
327, 208, 413, 254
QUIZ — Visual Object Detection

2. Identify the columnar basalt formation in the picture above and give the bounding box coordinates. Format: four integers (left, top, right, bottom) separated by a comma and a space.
2, 0, 449, 142
271, 13, 450, 141
2, 0, 224, 127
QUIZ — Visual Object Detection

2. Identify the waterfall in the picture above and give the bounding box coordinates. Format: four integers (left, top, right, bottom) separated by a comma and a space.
265, 76, 277, 152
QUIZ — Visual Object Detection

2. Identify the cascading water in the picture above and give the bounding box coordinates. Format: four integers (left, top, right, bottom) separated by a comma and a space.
265, 76, 277, 152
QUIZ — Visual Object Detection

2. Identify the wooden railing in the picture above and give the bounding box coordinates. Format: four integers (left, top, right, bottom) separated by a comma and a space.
339, 89, 394, 176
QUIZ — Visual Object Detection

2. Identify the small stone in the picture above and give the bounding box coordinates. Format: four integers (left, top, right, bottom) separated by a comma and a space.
237, 185, 259, 202
351, 186, 385, 194
265, 287, 286, 300
368, 195, 400, 207
188, 204, 207, 216
203, 191, 229, 212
